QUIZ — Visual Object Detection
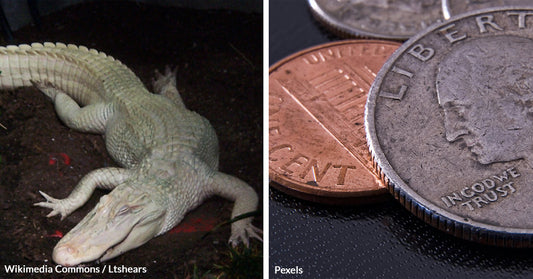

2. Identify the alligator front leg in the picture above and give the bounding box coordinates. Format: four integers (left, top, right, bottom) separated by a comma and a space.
34, 167, 132, 220
208, 172, 262, 246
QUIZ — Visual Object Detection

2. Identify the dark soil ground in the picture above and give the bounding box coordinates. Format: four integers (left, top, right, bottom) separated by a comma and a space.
0, 2, 262, 278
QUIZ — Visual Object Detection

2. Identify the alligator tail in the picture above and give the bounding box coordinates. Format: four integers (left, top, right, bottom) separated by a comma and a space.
0, 42, 144, 105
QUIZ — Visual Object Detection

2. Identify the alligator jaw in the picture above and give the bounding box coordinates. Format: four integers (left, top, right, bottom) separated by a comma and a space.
52, 188, 166, 266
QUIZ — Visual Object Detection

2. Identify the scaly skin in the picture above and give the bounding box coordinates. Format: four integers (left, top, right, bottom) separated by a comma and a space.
0, 42, 261, 266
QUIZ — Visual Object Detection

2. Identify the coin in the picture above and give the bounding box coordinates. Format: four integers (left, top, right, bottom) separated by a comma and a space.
442, 0, 533, 19
308, 0, 444, 40
269, 40, 400, 204
365, 7, 533, 247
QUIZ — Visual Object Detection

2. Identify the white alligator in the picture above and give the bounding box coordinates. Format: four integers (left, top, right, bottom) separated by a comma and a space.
0, 42, 261, 266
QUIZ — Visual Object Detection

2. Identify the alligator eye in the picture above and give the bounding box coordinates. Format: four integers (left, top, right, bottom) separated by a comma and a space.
117, 205, 130, 216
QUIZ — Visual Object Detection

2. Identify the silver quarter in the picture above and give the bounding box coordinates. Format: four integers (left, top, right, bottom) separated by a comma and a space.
442, 0, 533, 19
308, 0, 444, 40
365, 7, 533, 247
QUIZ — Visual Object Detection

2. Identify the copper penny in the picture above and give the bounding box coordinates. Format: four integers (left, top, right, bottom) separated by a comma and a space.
269, 40, 401, 204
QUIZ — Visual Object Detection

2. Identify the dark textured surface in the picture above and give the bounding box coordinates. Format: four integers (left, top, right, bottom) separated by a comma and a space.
269, 0, 533, 278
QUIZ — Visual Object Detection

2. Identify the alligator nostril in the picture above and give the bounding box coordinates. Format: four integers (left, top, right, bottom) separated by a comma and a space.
53, 245, 78, 266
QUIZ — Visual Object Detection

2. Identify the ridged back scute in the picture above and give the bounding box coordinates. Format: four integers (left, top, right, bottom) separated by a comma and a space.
0, 42, 147, 105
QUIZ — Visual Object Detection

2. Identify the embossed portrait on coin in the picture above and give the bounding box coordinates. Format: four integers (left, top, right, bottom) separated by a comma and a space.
436, 36, 533, 164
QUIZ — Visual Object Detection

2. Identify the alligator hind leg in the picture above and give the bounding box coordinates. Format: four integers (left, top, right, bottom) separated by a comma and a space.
34, 167, 132, 220
207, 172, 262, 246
53, 93, 111, 133
152, 66, 185, 108
32, 80, 111, 134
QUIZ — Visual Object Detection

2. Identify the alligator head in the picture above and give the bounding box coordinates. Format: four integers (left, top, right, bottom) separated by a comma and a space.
52, 185, 166, 266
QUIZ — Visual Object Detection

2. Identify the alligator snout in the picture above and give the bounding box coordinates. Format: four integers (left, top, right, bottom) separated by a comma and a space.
53, 244, 80, 267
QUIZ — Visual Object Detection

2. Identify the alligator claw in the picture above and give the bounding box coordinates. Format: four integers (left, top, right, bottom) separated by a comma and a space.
229, 224, 263, 247
152, 66, 178, 93
34, 190, 69, 220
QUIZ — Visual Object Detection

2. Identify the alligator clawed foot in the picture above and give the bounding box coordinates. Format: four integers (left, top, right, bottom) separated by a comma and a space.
33, 190, 70, 220
229, 224, 263, 247
152, 65, 178, 93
